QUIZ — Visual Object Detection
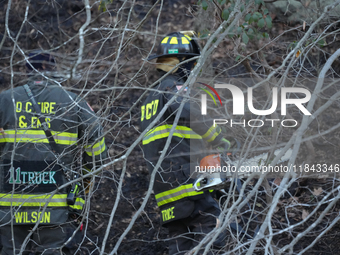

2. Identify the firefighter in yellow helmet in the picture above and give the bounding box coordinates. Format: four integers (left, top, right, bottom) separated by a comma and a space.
140, 32, 230, 254
0, 51, 107, 254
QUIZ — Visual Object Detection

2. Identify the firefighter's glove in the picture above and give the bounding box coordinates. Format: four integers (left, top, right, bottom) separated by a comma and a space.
216, 138, 231, 153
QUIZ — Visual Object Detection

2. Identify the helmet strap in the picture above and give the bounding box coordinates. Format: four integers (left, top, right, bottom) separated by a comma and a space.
175, 57, 197, 79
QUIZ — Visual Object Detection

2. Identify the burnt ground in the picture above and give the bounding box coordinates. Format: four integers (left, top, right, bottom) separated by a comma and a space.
1, 0, 340, 254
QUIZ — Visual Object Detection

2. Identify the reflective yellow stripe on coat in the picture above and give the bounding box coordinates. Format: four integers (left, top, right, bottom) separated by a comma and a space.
142, 124, 221, 145
84, 137, 106, 156
0, 193, 85, 210
155, 184, 203, 207
0, 130, 77, 145
142, 124, 201, 145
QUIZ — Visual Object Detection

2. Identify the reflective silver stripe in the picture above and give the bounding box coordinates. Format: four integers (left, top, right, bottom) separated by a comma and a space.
0, 197, 66, 203
84, 138, 106, 156
55, 135, 77, 142
202, 126, 220, 143
5, 134, 45, 139
74, 200, 85, 206
0, 193, 85, 209
154, 184, 204, 206
143, 128, 169, 141
0, 130, 78, 145
144, 128, 198, 141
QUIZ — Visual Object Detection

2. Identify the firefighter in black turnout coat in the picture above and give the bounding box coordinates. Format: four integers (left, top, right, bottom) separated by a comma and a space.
0, 51, 107, 255
140, 32, 230, 254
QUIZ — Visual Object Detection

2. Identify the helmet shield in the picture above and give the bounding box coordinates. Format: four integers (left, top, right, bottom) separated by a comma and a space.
148, 31, 201, 61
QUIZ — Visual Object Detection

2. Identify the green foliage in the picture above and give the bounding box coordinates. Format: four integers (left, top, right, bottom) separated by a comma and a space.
197, 0, 273, 53
245, 13, 251, 22
236, 26, 243, 35
265, 16, 272, 29
288, 38, 326, 58
235, 55, 241, 61
317, 39, 326, 47
98, 0, 113, 12
242, 32, 249, 44
199, 29, 211, 39
222, 9, 230, 20
252, 12, 262, 23
257, 18, 265, 29
288, 41, 298, 50
247, 28, 255, 40
201, 0, 209, 10
255, 0, 265, 5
